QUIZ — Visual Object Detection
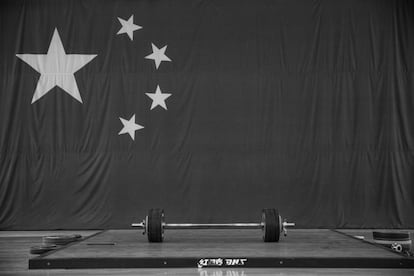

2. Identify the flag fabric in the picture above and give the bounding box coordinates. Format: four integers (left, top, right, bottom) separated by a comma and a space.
1, 0, 414, 229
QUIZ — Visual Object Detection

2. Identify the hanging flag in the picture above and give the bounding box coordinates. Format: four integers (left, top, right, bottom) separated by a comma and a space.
1, 0, 414, 230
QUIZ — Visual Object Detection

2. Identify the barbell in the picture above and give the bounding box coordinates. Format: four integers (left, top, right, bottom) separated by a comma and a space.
131, 208, 295, 242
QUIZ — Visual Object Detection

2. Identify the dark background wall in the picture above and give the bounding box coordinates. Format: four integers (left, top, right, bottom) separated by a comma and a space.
1, 0, 413, 229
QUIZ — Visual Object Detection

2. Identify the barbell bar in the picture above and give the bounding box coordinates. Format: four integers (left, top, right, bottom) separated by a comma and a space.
131, 208, 295, 242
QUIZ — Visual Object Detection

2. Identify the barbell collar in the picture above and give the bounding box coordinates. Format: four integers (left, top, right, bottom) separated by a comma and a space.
131, 223, 144, 228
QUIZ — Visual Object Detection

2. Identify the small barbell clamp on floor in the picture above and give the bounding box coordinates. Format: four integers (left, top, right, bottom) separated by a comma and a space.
131, 208, 295, 242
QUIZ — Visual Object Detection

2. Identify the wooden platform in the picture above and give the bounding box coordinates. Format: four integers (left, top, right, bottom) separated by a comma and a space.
28, 229, 414, 269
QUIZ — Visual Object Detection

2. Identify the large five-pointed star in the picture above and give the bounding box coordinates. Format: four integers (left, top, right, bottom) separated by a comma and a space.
145, 43, 171, 69
145, 85, 172, 110
117, 15, 142, 41
16, 28, 97, 104
119, 114, 144, 140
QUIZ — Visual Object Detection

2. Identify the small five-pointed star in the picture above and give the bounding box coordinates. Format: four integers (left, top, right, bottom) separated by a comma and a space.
146, 85, 172, 110
117, 15, 142, 41
145, 43, 171, 69
16, 28, 97, 104
119, 114, 144, 140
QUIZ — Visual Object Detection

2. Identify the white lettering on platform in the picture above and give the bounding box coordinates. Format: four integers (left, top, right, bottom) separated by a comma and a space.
197, 258, 248, 268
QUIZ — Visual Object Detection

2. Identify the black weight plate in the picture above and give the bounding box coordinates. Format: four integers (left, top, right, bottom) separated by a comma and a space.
42, 235, 78, 245
262, 208, 280, 242
147, 208, 164, 242
373, 231, 410, 241
30, 245, 58, 254
275, 209, 281, 241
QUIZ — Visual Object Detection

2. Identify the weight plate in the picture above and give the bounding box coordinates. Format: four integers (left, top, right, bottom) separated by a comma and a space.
42, 234, 80, 245
262, 208, 280, 242
373, 231, 410, 241
147, 208, 164, 242
373, 239, 411, 246
275, 209, 281, 242
30, 245, 58, 254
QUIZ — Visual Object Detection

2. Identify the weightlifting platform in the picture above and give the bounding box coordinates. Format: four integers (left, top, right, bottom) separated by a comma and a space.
29, 229, 414, 269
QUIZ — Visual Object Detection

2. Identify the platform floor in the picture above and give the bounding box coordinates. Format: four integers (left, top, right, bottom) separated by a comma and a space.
28, 229, 414, 269
1, 229, 414, 275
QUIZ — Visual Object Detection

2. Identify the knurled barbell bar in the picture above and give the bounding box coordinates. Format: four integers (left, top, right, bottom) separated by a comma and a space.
131, 208, 295, 242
